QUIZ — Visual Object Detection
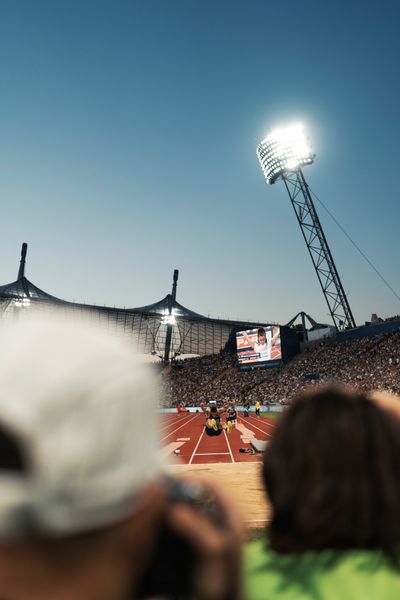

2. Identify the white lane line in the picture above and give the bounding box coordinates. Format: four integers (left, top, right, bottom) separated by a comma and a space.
237, 416, 273, 438
195, 452, 231, 456
224, 430, 235, 463
159, 415, 187, 433
159, 413, 193, 433
247, 415, 276, 429
160, 414, 199, 442
239, 415, 275, 431
160, 415, 198, 442
189, 427, 206, 465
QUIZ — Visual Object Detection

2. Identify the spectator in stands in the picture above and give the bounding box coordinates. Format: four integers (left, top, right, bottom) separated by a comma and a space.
0, 315, 242, 600
245, 386, 400, 599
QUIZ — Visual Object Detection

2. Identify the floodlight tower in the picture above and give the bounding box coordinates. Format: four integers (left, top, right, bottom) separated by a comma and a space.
257, 124, 356, 332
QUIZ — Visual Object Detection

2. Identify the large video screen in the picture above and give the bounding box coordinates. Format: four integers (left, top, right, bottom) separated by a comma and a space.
236, 326, 282, 370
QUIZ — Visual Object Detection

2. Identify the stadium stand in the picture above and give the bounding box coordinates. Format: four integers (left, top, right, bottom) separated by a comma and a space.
161, 329, 400, 407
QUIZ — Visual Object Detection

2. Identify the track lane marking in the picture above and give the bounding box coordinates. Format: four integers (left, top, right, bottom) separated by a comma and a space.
246, 415, 277, 430
239, 414, 276, 432
189, 427, 206, 465
237, 416, 273, 438
160, 414, 199, 442
195, 452, 231, 456
159, 414, 188, 432
159, 413, 194, 433
224, 429, 235, 463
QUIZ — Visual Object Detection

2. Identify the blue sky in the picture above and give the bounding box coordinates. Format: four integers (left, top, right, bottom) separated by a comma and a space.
0, 0, 399, 326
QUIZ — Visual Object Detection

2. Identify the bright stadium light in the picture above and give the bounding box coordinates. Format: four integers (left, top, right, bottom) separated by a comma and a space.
256, 122, 356, 332
161, 269, 179, 364
14, 298, 31, 308
257, 123, 314, 184
161, 312, 176, 326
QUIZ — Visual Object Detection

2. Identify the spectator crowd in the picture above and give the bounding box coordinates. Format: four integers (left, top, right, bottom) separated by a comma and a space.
160, 330, 400, 408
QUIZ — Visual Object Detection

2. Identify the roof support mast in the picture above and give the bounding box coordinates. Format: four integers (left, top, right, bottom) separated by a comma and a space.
18, 243, 28, 280
163, 269, 179, 363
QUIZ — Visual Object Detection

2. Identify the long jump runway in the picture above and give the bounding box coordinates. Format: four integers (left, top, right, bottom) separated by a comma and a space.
160, 412, 276, 465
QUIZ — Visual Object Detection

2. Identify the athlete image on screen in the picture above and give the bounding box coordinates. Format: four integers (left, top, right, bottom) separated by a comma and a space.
242, 326, 280, 362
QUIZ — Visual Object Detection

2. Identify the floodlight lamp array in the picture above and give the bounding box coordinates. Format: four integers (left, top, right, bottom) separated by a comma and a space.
14, 297, 31, 308
161, 309, 177, 326
257, 124, 314, 184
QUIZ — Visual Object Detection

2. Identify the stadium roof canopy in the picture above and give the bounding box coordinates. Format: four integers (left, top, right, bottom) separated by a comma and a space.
0, 276, 64, 303
0, 244, 268, 357
131, 295, 208, 320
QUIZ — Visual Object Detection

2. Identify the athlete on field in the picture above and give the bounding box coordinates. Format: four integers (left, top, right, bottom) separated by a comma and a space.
200, 402, 232, 436
226, 401, 238, 428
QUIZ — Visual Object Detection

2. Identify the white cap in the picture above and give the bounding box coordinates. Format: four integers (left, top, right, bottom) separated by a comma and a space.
0, 314, 162, 538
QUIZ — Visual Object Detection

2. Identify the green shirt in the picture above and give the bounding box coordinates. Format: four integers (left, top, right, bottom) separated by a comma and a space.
245, 540, 400, 600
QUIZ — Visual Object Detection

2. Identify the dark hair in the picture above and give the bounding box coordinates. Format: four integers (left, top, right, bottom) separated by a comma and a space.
263, 386, 400, 562
257, 327, 266, 337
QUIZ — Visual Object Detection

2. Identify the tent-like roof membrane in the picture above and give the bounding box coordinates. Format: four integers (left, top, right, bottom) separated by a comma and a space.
0, 244, 273, 357
0, 277, 64, 303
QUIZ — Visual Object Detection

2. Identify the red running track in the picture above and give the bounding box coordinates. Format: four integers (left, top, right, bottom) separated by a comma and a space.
159, 412, 277, 465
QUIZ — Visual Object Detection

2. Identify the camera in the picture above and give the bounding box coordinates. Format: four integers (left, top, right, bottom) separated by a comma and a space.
136, 478, 226, 599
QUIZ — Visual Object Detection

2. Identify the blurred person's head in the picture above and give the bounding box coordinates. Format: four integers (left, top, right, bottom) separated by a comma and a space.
0, 314, 164, 599
263, 385, 400, 562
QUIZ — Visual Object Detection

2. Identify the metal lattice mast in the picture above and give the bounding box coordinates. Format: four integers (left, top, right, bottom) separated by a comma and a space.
257, 123, 356, 333
282, 170, 356, 331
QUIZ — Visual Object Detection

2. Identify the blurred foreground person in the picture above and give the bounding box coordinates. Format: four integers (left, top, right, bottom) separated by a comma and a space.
245, 386, 400, 599
0, 315, 242, 600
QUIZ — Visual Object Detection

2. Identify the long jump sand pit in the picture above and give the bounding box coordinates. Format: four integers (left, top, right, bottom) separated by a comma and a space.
168, 461, 271, 528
